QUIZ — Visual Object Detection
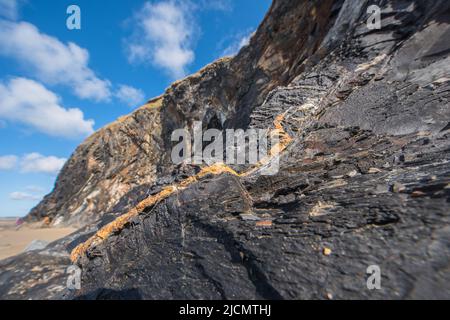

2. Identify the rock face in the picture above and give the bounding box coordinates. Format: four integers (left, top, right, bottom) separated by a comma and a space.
2, 0, 450, 299
25, 0, 339, 228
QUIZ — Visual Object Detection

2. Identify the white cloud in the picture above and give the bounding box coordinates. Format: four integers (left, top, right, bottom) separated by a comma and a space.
0, 155, 17, 170
116, 85, 145, 107
25, 185, 45, 193
0, 77, 95, 138
0, 153, 66, 175
126, 1, 195, 78
9, 191, 41, 201
0, 0, 20, 20
9, 184, 46, 201
199, 0, 232, 12
222, 31, 253, 57
20, 153, 66, 175
0, 20, 112, 102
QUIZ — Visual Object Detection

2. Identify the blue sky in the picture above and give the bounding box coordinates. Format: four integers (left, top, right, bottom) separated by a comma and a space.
0, 0, 271, 217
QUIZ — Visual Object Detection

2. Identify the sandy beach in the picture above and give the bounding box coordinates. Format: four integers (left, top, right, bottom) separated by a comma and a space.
0, 219, 76, 261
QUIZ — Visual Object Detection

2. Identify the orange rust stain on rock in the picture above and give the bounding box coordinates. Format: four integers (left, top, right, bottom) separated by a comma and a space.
323, 247, 332, 256
43, 217, 52, 226
71, 114, 294, 263
256, 220, 273, 227
242, 112, 293, 177
271, 113, 293, 154
70, 163, 239, 263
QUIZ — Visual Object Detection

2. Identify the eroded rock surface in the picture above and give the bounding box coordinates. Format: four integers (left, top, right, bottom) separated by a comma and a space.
25, 0, 341, 228
1, 0, 449, 300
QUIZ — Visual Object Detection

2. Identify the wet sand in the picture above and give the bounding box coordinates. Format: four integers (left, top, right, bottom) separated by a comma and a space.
0, 219, 76, 260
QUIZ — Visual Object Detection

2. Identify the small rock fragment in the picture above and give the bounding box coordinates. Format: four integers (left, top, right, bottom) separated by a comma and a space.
323, 247, 332, 256
31, 266, 44, 273
256, 220, 273, 227
392, 182, 406, 193
433, 77, 450, 84
309, 201, 335, 217
411, 191, 426, 198
368, 168, 382, 174
346, 170, 358, 178
424, 83, 435, 90
239, 213, 261, 221
239, 252, 245, 260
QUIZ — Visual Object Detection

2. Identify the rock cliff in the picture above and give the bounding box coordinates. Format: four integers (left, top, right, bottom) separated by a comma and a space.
1, 0, 450, 299
26, 0, 342, 228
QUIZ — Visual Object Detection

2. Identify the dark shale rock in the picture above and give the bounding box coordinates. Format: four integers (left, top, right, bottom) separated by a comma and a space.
0, 226, 95, 299
1, 0, 450, 300
24, 0, 342, 228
